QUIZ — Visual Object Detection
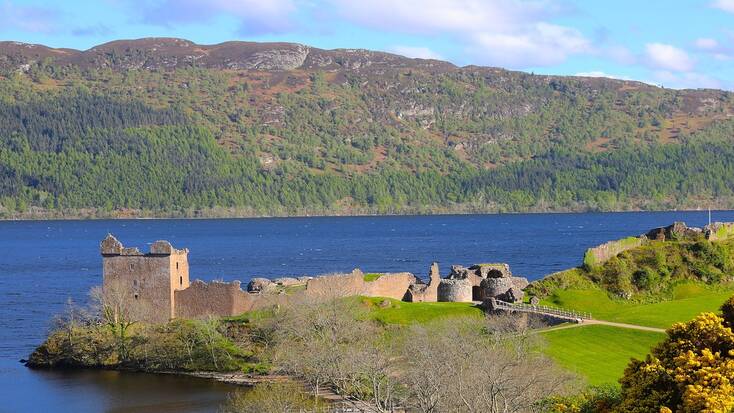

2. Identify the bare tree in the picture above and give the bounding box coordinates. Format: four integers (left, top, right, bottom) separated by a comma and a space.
262, 292, 399, 412
197, 315, 228, 370
90, 279, 149, 361
398, 315, 577, 413
51, 298, 92, 355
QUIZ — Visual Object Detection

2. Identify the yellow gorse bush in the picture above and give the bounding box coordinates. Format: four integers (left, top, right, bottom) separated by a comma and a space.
618, 312, 734, 413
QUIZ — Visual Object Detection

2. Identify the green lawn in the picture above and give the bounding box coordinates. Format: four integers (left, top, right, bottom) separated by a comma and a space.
359, 297, 484, 324
541, 325, 664, 386
542, 284, 734, 328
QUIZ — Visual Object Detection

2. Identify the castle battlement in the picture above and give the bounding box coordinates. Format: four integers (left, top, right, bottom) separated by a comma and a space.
101, 234, 188, 257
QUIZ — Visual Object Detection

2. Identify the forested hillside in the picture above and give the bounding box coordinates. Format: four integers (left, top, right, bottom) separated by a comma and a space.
1, 38, 734, 218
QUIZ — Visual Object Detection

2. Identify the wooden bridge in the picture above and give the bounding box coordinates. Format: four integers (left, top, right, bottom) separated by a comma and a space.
491, 299, 593, 322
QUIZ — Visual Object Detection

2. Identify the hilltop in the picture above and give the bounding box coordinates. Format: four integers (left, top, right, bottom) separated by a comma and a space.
1, 38, 734, 218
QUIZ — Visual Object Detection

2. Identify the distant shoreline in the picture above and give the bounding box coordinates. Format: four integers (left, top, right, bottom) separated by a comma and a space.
0, 205, 729, 221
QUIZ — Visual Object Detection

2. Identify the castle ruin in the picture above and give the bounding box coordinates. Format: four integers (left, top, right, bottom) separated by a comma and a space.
100, 234, 530, 323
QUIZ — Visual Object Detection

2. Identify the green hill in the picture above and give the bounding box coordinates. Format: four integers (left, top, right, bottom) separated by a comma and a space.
2, 38, 734, 218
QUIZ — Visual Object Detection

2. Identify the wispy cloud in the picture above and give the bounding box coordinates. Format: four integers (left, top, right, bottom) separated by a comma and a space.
388, 45, 443, 60
72, 24, 114, 37
694, 37, 733, 61
329, 0, 591, 68
711, 0, 734, 13
653, 70, 723, 89
0, 1, 59, 34
125, 0, 296, 35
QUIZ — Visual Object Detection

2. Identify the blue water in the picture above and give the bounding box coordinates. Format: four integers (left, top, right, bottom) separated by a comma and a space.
1, 211, 731, 412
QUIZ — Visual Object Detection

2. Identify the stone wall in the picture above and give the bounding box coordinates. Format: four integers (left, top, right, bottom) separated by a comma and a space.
174, 280, 278, 318
583, 236, 645, 268
304, 269, 417, 300
406, 262, 441, 302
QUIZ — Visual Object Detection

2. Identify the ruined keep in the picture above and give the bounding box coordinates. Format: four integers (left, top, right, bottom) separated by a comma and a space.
101, 235, 531, 323
101, 234, 190, 323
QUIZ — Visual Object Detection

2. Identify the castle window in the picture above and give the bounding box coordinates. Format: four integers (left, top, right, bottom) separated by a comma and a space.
130, 263, 134, 271
133, 279, 138, 288
180, 276, 183, 286
134, 293, 139, 300
176, 262, 179, 270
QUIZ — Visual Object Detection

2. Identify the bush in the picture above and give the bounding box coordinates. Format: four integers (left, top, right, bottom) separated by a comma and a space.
617, 310, 734, 412
221, 381, 325, 413
543, 385, 621, 413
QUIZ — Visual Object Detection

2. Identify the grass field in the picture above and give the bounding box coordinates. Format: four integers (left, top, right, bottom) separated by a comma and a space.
541, 325, 664, 386
542, 284, 734, 328
359, 297, 484, 324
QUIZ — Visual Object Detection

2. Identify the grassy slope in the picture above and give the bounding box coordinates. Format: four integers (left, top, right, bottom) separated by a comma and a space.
541, 325, 664, 386
359, 297, 484, 325
542, 284, 734, 328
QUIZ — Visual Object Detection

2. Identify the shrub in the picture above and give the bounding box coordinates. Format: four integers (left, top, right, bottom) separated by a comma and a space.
617, 310, 734, 412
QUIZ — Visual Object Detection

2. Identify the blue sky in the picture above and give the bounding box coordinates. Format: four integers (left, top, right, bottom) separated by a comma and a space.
2, 0, 734, 89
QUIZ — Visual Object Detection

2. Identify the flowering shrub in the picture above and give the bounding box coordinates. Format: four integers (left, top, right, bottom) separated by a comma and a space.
618, 311, 734, 413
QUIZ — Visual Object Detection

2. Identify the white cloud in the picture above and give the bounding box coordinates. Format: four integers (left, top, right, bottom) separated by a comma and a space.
329, 0, 590, 69
693, 37, 733, 60
695, 37, 719, 50
645, 43, 695, 72
653, 70, 722, 89
471, 22, 590, 67
712, 0, 734, 12
388, 46, 443, 60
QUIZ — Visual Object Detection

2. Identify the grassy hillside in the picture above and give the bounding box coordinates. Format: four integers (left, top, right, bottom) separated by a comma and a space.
543, 285, 734, 328
528, 237, 734, 300
2, 39, 734, 218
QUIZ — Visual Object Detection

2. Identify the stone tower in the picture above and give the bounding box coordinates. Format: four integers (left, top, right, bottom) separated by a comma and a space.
100, 234, 190, 323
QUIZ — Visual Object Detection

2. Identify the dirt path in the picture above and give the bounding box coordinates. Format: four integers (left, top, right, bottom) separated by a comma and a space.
585, 319, 666, 333
540, 319, 666, 334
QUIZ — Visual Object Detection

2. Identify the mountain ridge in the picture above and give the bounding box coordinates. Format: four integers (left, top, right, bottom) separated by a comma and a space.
1, 37, 734, 218
0, 37, 457, 73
